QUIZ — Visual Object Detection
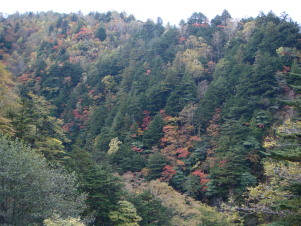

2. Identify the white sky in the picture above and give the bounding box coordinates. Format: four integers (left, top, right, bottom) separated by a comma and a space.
1, 0, 301, 25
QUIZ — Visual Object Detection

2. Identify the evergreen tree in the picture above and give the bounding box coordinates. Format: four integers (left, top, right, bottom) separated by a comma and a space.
146, 152, 167, 180
128, 190, 173, 225
143, 113, 164, 149
67, 145, 123, 224
110, 146, 147, 174
95, 26, 107, 41
165, 76, 197, 116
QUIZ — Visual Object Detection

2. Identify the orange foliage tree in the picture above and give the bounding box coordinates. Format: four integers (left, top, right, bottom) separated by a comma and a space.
160, 113, 201, 167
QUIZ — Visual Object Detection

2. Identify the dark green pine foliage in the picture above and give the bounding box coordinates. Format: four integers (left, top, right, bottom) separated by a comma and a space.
165, 76, 197, 116
143, 113, 165, 149
95, 25, 107, 41
83, 104, 108, 151
83, 166, 122, 224
210, 10, 232, 59
34, 59, 47, 77
128, 190, 173, 225
151, 26, 180, 62
245, 52, 278, 97
67, 145, 123, 224
41, 62, 82, 103
146, 84, 171, 113
288, 60, 301, 89
186, 12, 208, 36
146, 152, 167, 180
284, 60, 301, 111
170, 167, 186, 190
184, 174, 203, 198
93, 51, 122, 79
94, 127, 117, 156
11, 97, 34, 140
126, 94, 144, 123
195, 58, 243, 129
196, 75, 230, 129
111, 101, 133, 139
109, 145, 147, 174
198, 12, 301, 199
210, 10, 232, 27
244, 12, 301, 63
206, 120, 255, 196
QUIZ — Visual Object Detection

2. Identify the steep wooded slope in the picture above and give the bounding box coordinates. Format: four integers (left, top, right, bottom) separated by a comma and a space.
0, 10, 300, 225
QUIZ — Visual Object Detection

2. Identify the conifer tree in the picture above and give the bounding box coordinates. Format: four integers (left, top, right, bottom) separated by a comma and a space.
67, 145, 123, 224
143, 113, 164, 149
147, 152, 167, 180
95, 26, 107, 41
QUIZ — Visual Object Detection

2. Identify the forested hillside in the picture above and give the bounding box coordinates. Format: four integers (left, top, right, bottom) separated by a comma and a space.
0, 10, 300, 225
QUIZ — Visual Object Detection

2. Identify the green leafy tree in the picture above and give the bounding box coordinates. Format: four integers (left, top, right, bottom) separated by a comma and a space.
267, 120, 301, 161
109, 200, 142, 225
0, 135, 86, 225
0, 62, 19, 136
147, 180, 237, 225
243, 159, 301, 225
12, 93, 69, 161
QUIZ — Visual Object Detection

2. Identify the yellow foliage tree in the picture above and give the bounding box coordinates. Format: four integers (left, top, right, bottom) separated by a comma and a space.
109, 200, 142, 226
108, 137, 122, 155
147, 180, 238, 226
122, 173, 238, 226
242, 159, 301, 224
175, 49, 204, 82
242, 120, 301, 224
44, 214, 85, 226
0, 62, 19, 136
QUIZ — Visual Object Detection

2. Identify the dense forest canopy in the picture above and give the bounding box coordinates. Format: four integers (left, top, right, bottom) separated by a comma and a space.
0, 9, 300, 225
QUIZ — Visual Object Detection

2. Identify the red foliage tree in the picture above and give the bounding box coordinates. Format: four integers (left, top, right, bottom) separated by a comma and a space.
192, 170, 210, 191
71, 106, 90, 129
205, 108, 221, 167
160, 121, 200, 166
179, 36, 186, 42
193, 23, 208, 27
160, 165, 176, 182
132, 146, 144, 152
17, 74, 31, 84
141, 110, 151, 131
74, 27, 93, 40
72, 109, 82, 119
176, 148, 190, 158
62, 121, 75, 132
